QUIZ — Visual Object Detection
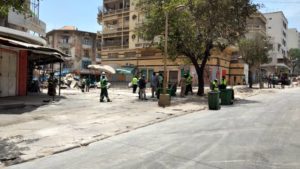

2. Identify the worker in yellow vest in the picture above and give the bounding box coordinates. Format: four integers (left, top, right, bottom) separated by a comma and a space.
211, 79, 219, 91
131, 76, 138, 93
220, 76, 227, 89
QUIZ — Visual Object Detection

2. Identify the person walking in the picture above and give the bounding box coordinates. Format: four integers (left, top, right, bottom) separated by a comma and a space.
138, 75, 147, 100
131, 76, 138, 93
80, 77, 86, 92
150, 72, 158, 98
100, 72, 111, 102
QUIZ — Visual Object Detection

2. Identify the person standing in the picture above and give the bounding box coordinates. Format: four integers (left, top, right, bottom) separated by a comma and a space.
131, 76, 138, 93
211, 79, 219, 91
85, 77, 91, 92
179, 74, 186, 97
150, 72, 158, 98
48, 72, 58, 96
100, 72, 111, 102
185, 73, 193, 95
267, 75, 272, 88
220, 76, 227, 89
138, 75, 147, 100
156, 73, 164, 99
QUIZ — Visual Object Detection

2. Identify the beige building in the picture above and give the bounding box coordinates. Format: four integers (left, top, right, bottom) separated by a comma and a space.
46, 26, 99, 75
98, 0, 236, 85
98, 1, 267, 85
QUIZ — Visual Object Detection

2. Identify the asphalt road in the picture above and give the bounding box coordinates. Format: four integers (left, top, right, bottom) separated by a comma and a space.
7, 88, 300, 169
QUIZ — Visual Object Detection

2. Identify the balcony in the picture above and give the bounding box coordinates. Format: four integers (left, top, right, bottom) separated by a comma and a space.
102, 8, 130, 17
58, 42, 71, 49
103, 23, 129, 33
102, 45, 129, 51
102, 32, 129, 38
246, 26, 266, 36
135, 42, 151, 48
104, 0, 123, 3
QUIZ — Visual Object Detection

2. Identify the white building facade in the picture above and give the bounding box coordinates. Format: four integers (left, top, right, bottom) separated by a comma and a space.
287, 28, 300, 50
263, 11, 290, 73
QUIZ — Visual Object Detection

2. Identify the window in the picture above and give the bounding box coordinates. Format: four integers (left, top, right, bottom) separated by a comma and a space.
282, 39, 286, 47
81, 60, 92, 69
268, 27, 272, 29
108, 53, 118, 58
64, 50, 69, 55
84, 50, 89, 57
283, 21, 287, 29
124, 52, 136, 58
83, 37, 91, 45
62, 36, 69, 43
269, 18, 272, 20
283, 31, 286, 38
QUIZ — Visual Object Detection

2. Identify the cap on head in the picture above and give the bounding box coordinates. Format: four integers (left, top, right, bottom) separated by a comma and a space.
102, 72, 106, 75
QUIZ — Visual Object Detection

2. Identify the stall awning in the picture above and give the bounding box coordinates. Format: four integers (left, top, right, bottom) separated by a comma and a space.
0, 36, 70, 64
116, 67, 135, 74
261, 63, 291, 70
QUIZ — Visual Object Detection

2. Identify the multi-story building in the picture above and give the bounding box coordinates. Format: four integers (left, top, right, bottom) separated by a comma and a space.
98, 0, 237, 85
0, 0, 67, 97
263, 11, 290, 73
287, 28, 300, 50
0, 0, 46, 37
230, 12, 267, 85
46, 26, 98, 75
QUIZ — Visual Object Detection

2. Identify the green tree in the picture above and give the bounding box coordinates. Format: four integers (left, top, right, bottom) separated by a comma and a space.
289, 48, 300, 74
0, 0, 28, 16
136, 0, 258, 96
238, 35, 271, 88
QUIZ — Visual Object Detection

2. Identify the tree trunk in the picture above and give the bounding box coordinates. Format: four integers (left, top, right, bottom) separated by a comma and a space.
249, 70, 253, 88
189, 56, 203, 96
189, 43, 212, 96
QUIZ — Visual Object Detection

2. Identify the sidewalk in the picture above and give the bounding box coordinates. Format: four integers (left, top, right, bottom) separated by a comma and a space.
0, 85, 284, 167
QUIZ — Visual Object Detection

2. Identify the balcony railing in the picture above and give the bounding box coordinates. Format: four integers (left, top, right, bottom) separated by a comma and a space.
103, 8, 130, 16
102, 44, 129, 51
135, 42, 151, 48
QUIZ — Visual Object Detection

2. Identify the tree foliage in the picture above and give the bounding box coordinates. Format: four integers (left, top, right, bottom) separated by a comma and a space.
238, 34, 271, 88
239, 35, 271, 68
289, 48, 300, 74
136, 0, 259, 95
0, 0, 28, 16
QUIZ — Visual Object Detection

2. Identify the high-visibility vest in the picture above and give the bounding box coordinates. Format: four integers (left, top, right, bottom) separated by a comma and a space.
101, 78, 108, 89
221, 79, 227, 86
212, 81, 219, 91
131, 77, 138, 85
186, 76, 193, 85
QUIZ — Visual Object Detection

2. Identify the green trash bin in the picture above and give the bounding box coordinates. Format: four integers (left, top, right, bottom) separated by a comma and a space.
220, 89, 233, 105
208, 91, 221, 110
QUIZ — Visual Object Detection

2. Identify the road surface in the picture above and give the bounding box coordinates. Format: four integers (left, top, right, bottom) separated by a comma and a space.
7, 88, 300, 169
